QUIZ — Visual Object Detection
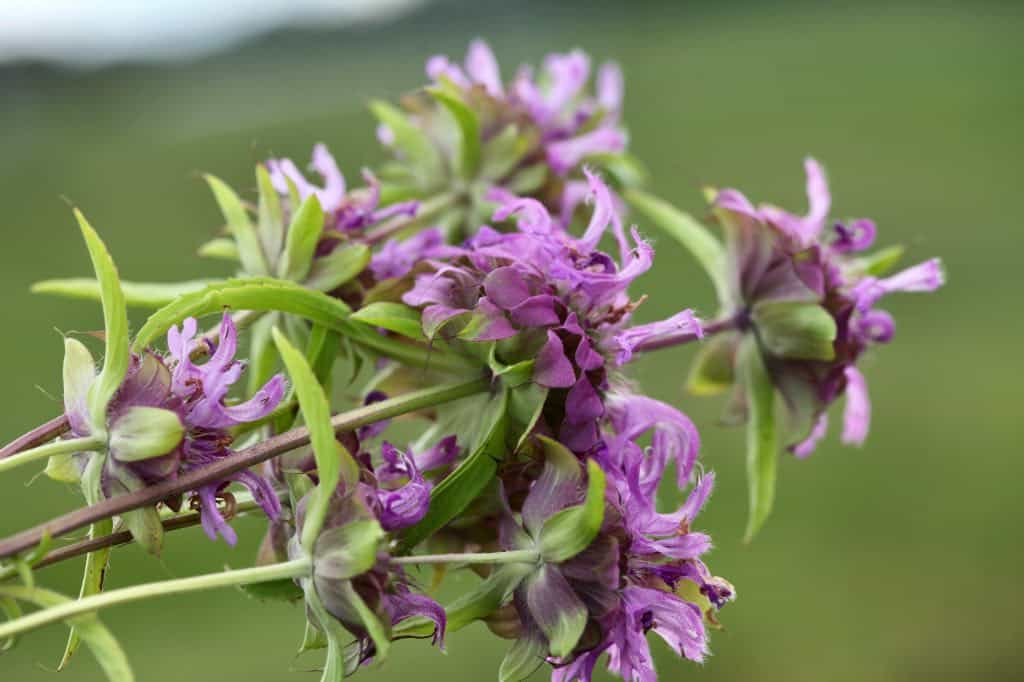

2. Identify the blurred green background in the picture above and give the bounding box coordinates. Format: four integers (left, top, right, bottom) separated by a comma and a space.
1, 1, 1020, 680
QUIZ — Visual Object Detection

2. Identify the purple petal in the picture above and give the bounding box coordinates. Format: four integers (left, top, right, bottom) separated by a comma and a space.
565, 376, 604, 424
612, 309, 703, 365
509, 295, 562, 327
483, 265, 531, 309
465, 39, 503, 97
791, 413, 828, 459
548, 128, 627, 177
534, 331, 577, 388
219, 374, 286, 424
841, 366, 870, 446
384, 590, 447, 648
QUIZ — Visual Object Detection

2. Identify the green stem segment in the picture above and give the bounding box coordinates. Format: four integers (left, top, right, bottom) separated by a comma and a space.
391, 549, 538, 566
0, 376, 490, 560
0, 436, 104, 475
0, 558, 311, 642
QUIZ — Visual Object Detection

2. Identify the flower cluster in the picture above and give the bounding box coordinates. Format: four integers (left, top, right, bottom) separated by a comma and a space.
400, 170, 700, 452
61, 313, 285, 545
699, 158, 944, 455
0, 40, 944, 682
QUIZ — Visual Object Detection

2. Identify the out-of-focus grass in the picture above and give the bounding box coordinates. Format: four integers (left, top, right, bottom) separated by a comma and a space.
0, 1, 1020, 680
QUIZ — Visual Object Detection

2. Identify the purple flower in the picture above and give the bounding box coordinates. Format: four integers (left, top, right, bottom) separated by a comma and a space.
705, 158, 944, 456
401, 171, 698, 453
497, 425, 731, 682
268, 144, 418, 232
63, 312, 286, 545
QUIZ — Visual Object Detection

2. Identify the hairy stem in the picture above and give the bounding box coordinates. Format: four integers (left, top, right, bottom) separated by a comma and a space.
0, 376, 490, 560
391, 549, 539, 566
0, 414, 71, 461
0, 436, 104, 475
0, 558, 311, 641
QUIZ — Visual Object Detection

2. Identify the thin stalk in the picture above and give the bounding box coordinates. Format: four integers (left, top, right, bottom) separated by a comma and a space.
0, 498, 267, 581
391, 549, 538, 566
0, 436, 104, 475
0, 415, 71, 461
633, 315, 740, 355
0, 557, 311, 641
0, 375, 490, 560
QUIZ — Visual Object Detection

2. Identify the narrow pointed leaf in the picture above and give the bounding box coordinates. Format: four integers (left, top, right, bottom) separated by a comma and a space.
256, 164, 285, 265
59, 517, 112, 671
273, 329, 358, 553
350, 302, 426, 341
306, 243, 370, 292
740, 336, 778, 541
428, 84, 481, 179
197, 238, 240, 262
32, 278, 221, 309
397, 390, 508, 551
280, 194, 324, 281
204, 174, 268, 276
0, 584, 134, 682
499, 630, 548, 682
75, 211, 129, 431
369, 100, 443, 181
626, 189, 729, 303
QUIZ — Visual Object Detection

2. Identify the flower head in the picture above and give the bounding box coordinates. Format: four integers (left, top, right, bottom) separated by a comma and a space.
374, 40, 634, 238
62, 312, 286, 545
701, 158, 944, 455
400, 171, 700, 452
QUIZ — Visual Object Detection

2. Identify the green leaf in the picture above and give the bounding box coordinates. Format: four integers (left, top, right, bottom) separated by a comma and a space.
499, 630, 548, 682
855, 244, 905, 277
0, 584, 134, 682
752, 301, 836, 361
31, 278, 222, 309
238, 578, 304, 603
75, 211, 129, 433
131, 278, 350, 352
204, 174, 269, 276
538, 459, 606, 563
279, 194, 324, 282
301, 579, 352, 682
507, 381, 548, 452
369, 100, 443, 182
306, 243, 370, 292
340, 580, 391, 663
428, 83, 481, 179
273, 329, 358, 553
197, 238, 240, 262
119, 507, 163, 556
246, 313, 279, 398
394, 563, 532, 638
256, 164, 285, 266
625, 189, 729, 303
739, 336, 778, 542
1, 597, 22, 652
479, 124, 533, 181
525, 565, 587, 658
351, 302, 426, 341
313, 520, 385, 580
398, 389, 508, 551
59, 517, 112, 671
686, 332, 738, 396
61, 337, 96, 441
108, 407, 183, 462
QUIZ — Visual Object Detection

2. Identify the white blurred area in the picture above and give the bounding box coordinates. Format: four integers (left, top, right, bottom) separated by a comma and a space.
0, 0, 425, 66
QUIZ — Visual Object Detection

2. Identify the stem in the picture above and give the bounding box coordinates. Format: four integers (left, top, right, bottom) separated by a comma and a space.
0, 436, 104, 475
0, 498, 267, 581
0, 376, 490, 560
391, 549, 538, 566
633, 315, 740, 355
0, 557, 311, 641
0, 415, 71, 461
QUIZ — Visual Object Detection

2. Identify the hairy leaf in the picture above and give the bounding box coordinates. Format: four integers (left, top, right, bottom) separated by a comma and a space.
31, 278, 221, 309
